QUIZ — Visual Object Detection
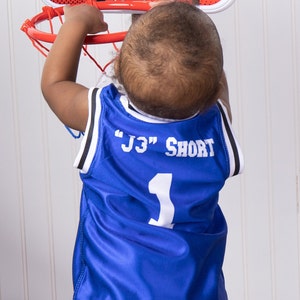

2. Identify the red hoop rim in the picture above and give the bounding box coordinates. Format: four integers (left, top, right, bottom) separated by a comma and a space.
21, 1, 152, 45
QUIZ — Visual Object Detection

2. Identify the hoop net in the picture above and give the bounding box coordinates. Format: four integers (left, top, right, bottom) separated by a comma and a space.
21, 1, 153, 73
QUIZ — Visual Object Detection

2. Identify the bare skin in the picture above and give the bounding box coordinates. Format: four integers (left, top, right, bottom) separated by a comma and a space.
41, 4, 231, 133
41, 5, 108, 132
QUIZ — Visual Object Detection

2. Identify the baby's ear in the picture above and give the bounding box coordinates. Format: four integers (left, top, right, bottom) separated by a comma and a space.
114, 55, 122, 83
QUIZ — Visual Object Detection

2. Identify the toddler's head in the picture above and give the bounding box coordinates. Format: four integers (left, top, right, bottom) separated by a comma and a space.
115, 2, 223, 119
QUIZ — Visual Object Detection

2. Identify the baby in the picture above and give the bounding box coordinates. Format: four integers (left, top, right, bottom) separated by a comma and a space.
41, 2, 243, 299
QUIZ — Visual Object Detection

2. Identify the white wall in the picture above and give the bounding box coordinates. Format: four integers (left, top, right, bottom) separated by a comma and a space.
1, 0, 299, 299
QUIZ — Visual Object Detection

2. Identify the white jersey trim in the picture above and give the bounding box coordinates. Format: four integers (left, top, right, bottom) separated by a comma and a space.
120, 95, 199, 123
74, 88, 102, 173
217, 101, 244, 177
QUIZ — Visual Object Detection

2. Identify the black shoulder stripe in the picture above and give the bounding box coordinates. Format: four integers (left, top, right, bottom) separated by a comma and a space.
217, 102, 241, 176
77, 88, 99, 170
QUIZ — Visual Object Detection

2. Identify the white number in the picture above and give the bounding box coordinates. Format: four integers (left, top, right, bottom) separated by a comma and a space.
148, 173, 175, 229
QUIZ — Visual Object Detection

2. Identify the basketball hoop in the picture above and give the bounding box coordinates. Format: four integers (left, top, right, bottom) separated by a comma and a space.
21, 0, 236, 49
21, 0, 152, 72
21, 1, 152, 46
20, 0, 236, 69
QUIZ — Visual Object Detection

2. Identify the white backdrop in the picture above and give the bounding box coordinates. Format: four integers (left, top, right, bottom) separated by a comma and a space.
1, 0, 299, 299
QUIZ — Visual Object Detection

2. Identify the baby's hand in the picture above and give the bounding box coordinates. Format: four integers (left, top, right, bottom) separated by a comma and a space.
63, 4, 108, 34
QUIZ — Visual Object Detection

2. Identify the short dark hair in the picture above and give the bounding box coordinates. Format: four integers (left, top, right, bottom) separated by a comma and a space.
115, 2, 223, 119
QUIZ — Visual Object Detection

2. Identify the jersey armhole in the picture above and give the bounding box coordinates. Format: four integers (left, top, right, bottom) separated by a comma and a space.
217, 101, 244, 177
73, 88, 101, 173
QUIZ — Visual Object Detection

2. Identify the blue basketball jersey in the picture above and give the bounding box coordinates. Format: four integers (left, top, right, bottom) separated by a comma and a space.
72, 84, 243, 299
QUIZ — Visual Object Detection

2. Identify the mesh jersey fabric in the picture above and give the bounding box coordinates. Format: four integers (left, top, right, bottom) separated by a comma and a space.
72, 84, 243, 299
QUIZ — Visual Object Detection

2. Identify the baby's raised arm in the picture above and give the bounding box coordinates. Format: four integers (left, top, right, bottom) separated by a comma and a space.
41, 4, 108, 132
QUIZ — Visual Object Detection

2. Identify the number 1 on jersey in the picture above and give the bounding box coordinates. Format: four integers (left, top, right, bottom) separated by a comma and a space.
148, 173, 175, 229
